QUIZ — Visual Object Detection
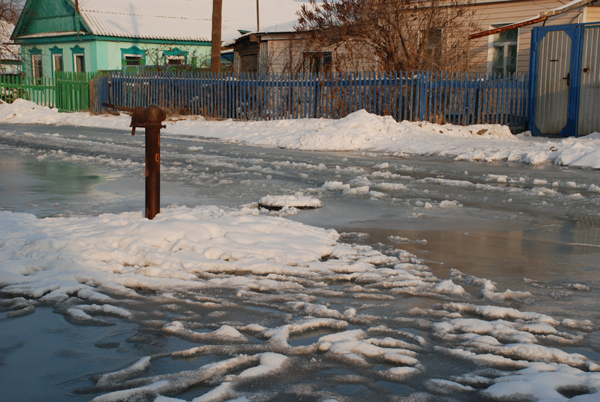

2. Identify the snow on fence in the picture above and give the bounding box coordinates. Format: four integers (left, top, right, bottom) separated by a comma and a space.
0, 72, 97, 112
93, 71, 529, 131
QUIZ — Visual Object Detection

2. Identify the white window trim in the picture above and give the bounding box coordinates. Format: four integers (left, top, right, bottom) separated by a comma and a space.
166, 55, 185, 64
53, 54, 63, 72
31, 54, 42, 80
487, 23, 520, 75
73, 53, 85, 73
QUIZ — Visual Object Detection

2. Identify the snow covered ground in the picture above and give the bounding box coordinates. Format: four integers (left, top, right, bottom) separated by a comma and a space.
2, 204, 599, 401
1, 99, 600, 169
1, 101, 600, 401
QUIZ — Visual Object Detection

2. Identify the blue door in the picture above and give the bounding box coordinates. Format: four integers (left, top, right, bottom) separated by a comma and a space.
530, 26, 580, 136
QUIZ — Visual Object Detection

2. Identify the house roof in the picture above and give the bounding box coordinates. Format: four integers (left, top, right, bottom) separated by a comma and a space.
74, 0, 212, 42
12, 0, 316, 43
223, 20, 302, 48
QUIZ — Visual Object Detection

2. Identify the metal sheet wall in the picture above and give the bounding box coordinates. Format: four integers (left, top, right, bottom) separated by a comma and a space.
578, 27, 600, 136
534, 30, 572, 135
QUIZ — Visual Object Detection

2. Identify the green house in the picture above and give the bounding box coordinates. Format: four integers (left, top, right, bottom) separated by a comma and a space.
11, 0, 213, 79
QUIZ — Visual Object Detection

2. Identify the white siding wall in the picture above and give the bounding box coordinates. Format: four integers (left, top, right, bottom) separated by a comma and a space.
585, 5, 600, 22
469, 0, 586, 73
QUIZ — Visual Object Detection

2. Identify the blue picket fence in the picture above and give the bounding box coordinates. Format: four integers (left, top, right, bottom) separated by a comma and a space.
92, 71, 529, 130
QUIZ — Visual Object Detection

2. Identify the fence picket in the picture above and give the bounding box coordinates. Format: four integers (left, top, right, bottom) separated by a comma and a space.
0, 69, 527, 130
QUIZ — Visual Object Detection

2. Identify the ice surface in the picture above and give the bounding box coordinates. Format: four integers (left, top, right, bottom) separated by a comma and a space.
2, 202, 597, 400
1, 108, 600, 400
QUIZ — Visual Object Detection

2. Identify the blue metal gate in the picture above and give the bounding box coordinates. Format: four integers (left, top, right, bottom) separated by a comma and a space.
529, 22, 600, 137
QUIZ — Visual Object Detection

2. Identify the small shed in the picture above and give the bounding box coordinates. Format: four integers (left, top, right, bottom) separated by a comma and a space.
529, 22, 600, 136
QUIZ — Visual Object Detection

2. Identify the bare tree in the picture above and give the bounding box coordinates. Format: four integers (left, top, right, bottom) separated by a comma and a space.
296, 0, 481, 72
0, 0, 21, 24
1, 0, 23, 73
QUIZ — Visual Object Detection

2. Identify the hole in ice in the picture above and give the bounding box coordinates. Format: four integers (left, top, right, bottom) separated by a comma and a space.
556, 385, 593, 398
288, 328, 346, 347
127, 286, 159, 296
376, 380, 414, 395
94, 342, 120, 349
322, 383, 373, 396
319, 253, 333, 262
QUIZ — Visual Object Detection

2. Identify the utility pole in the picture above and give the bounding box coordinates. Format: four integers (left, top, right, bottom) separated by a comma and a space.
211, 0, 223, 73
256, 0, 260, 31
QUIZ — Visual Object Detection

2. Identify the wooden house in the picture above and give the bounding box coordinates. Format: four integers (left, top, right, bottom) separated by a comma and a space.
10, 0, 213, 79
227, 0, 600, 75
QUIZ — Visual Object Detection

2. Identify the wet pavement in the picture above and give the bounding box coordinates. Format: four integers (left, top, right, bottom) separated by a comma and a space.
1, 123, 599, 401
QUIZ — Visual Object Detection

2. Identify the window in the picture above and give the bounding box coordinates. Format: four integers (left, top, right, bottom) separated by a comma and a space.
240, 53, 258, 73
53, 54, 63, 73
124, 55, 142, 66
166, 56, 184, 65
164, 48, 188, 66
121, 47, 145, 72
74, 54, 85, 72
491, 25, 518, 75
50, 46, 63, 76
31, 54, 42, 83
303, 52, 332, 74
421, 28, 443, 62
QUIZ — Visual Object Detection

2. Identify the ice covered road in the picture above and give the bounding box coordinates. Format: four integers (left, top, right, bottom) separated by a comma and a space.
1, 123, 600, 402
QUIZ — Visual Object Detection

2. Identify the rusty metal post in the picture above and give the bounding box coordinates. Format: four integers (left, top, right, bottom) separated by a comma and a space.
102, 102, 166, 220
144, 105, 166, 220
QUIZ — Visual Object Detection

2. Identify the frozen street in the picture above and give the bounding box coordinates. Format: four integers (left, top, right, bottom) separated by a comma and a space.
1, 119, 600, 402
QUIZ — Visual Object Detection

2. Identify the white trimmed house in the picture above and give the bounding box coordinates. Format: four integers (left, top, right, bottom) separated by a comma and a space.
10, 0, 214, 79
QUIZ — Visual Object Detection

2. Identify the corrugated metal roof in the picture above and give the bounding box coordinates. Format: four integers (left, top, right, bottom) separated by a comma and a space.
71, 0, 315, 43
74, 0, 213, 42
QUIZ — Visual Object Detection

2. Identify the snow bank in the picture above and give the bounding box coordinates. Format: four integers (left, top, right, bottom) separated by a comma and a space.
0, 205, 341, 300
482, 363, 600, 401
257, 194, 323, 210
2, 100, 600, 169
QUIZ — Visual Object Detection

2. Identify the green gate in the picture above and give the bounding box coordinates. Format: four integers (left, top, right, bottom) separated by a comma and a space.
0, 72, 99, 112
54, 71, 98, 112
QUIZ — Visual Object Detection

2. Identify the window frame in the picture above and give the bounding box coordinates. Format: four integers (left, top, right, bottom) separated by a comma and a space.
302, 51, 333, 74
163, 47, 188, 66
50, 46, 63, 76
31, 54, 42, 83
488, 24, 519, 76
166, 55, 185, 65
420, 27, 443, 63
29, 47, 42, 82
121, 46, 146, 71
70, 45, 86, 73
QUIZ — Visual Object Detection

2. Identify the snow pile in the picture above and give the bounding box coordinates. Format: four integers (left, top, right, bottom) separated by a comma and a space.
482, 363, 600, 401
0, 99, 133, 128
0, 205, 340, 304
1, 205, 599, 401
3, 100, 600, 169
258, 194, 323, 210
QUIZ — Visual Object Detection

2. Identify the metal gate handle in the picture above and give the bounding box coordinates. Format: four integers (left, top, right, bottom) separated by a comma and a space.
563, 72, 570, 86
